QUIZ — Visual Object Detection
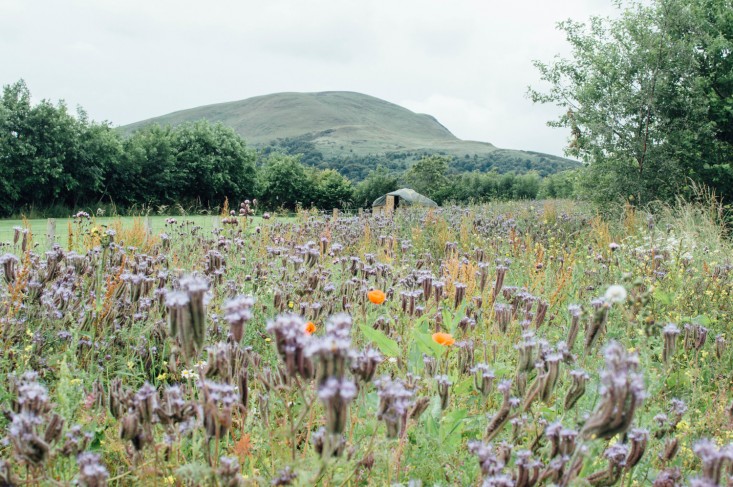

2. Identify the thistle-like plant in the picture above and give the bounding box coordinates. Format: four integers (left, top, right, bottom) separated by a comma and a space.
580, 342, 645, 440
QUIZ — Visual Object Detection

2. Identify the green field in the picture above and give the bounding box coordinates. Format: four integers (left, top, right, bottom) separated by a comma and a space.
0, 214, 279, 249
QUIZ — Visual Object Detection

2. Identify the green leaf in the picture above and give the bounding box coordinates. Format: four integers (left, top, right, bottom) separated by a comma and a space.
359, 324, 400, 357
453, 377, 473, 396
653, 289, 673, 306
692, 314, 711, 326
442, 409, 467, 432
425, 413, 439, 436
415, 315, 430, 333
413, 330, 445, 358
441, 409, 467, 446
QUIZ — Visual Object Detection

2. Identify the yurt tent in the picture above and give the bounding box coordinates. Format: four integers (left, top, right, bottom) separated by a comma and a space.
371, 188, 438, 215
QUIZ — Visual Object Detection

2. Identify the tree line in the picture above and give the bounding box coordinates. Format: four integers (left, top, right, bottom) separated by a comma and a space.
266, 134, 578, 181
0, 80, 564, 217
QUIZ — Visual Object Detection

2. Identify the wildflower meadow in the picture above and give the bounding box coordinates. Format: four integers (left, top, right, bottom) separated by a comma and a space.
0, 199, 731, 486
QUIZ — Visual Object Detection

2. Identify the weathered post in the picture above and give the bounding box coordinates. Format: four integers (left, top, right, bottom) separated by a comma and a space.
385, 195, 396, 216
332, 208, 339, 220
358, 208, 364, 218
46, 219, 56, 248
144, 216, 152, 240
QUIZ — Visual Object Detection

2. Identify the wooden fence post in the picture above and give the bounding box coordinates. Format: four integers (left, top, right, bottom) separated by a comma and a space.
144, 216, 152, 240
385, 195, 395, 216
332, 208, 340, 220
46, 219, 56, 247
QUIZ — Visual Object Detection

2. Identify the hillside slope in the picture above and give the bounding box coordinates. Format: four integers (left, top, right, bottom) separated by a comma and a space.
119, 91, 577, 177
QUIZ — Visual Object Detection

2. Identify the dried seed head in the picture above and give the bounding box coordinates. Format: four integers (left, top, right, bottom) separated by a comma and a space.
410, 396, 431, 420
659, 437, 679, 463
77, 452, 110, 487
471, 363, 495, 397
692, 439, 733, 484
218, 457, 245, 487
271, 466, 297, 486
564, 369, 589, 411
662, 323, 680, 363
584, 298, 610, 353
435, 375, 452, 410
485, 380, 516, 442
223, 295, 255, 343
467, 440, 505, 477
266, 313, 314, 379
351, 347, 383, 383
0, 253, 19, 284
375, 376, 414, 438
715, 334, 726, 360
133, 382, 159, 425
493, 265, 507, 298
318, 378, 357, 436
652, 468, 682, 487
581, 342, 645, 440
306, 313, 354, 385
535, 300, 549, 328
625, 428, 649, 470
61, 425, 93, 457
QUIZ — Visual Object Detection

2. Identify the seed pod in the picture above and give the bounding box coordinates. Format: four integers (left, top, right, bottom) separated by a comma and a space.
535, 300, 549, 328
625, 428, 649, 470
539, 353, 562, 403
485, 380, 516, 442
659, 436, 679, 463
715, 334, 726, 360
564, 369, 589, 411
410, 396, 431, 420
493, 265, 507, 298
494, 303, 512, 333
223, 295, 254, 343
318, 378, 357, 436
585, 443, 628, 486
436, 375, 451, 410
471, 363, 495, 397
584, 299, 609, 354
0, 253, 18, 284
580, 342, 644, 440
662, 324, 680, 363
652, 468, 682, 487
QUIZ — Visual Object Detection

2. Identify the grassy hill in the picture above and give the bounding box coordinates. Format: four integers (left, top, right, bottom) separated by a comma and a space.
119, 91, 578, 178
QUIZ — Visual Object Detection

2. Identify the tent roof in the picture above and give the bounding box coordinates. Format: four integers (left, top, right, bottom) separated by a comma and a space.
371, 188, 438, 208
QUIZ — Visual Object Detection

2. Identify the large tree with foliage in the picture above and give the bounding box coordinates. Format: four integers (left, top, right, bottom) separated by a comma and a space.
403, 155, 450, 202
353, 165, 400, 208
530, 0, 733, 205
172, 121, 257, 207
310, 169, 353, 209
257, 153, 315, 210
0, 80, 122, 215
111, 124, 181, 208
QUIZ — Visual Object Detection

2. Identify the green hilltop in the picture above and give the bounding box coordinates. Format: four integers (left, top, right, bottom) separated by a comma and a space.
119, 91, 578, 179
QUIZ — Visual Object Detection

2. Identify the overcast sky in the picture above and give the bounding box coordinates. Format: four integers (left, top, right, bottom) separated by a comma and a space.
0, 0, 617, 157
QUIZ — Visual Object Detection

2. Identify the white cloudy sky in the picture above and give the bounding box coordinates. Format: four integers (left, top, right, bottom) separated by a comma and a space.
0, 0, 617, 156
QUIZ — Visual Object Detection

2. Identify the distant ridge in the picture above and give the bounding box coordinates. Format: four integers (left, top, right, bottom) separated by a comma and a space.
119, 91, 577, 175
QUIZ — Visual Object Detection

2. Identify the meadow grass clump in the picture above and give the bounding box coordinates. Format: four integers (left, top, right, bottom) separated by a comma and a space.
0, 199, 731, 484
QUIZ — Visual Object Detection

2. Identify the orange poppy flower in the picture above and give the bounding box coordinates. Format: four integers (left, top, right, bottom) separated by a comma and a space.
305, 321, 317, 335
367, 289, 386, 305
432, 332, 455, 347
